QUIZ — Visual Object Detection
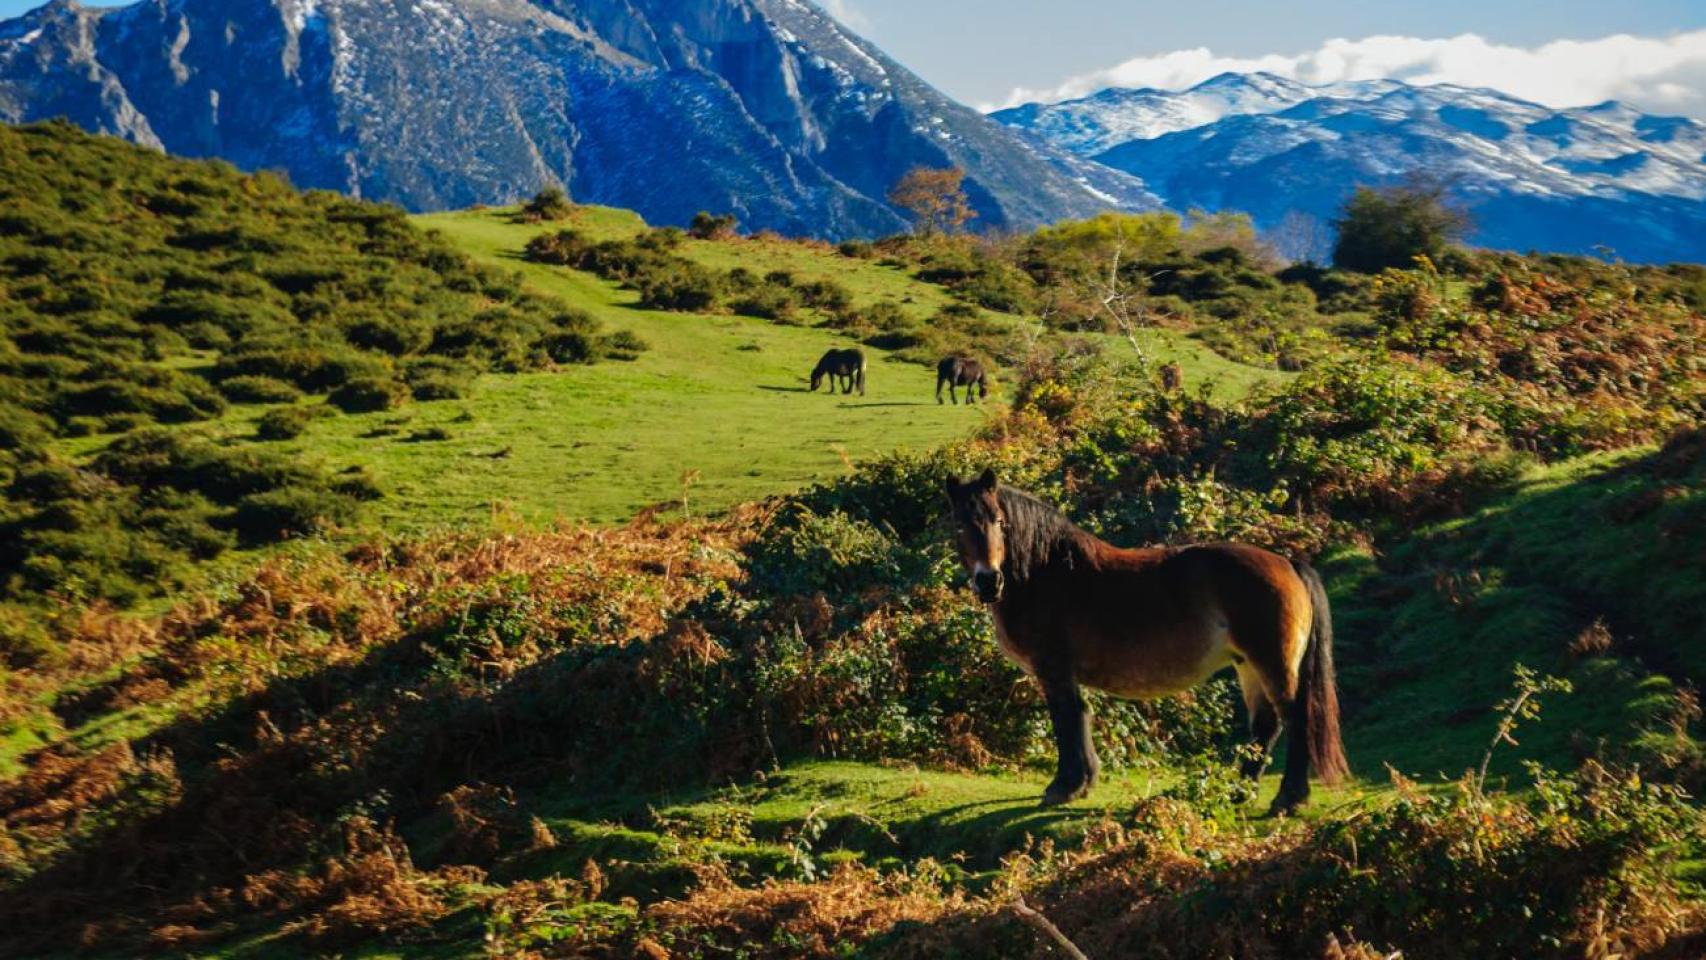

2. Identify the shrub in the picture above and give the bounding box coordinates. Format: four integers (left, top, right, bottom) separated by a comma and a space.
519, 185, 573, 222
795, 279, 853, 313
1260, 355, 1509, 514
0, 402, 52, 450
1333, 179, 1471, 273
522, 229, 589, 266
729, 283, 800, 322
602, 330, 648, 361
51, 366, 227, 425
214, 343, 392, 392
538, 309, 607, 364
230, 485, 360, 541
745, 507, 928, 601
688, 211, 738, 240
256, 405, 331, 441
633, 261, 723, 312
219, 375, 303, 405
345, 315, 433, 356
328, 377, 410, 414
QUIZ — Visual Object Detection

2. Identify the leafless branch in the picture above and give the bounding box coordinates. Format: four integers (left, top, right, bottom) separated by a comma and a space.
1012, 896, 1089, 960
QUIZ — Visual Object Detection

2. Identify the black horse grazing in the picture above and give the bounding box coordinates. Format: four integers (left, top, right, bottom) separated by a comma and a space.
810, 348, 866, 396
936, 357, 988, 405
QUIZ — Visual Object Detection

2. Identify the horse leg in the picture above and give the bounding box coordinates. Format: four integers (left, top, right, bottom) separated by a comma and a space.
1233, 636, 1310, 815
1271, 692, 1312, 815
1039, 673, 1099, 806
1237, 664, 1281, 780
937, 376, 945, 404
949, 382, 958, 405
966, 378, 976, 404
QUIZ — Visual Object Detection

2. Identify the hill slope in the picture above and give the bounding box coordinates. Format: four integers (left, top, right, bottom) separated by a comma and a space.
0, 0, 1151, 237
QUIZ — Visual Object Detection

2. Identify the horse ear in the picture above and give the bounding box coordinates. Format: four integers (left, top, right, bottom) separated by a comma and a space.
977, 467, 997, 490
943, 475, 962, 498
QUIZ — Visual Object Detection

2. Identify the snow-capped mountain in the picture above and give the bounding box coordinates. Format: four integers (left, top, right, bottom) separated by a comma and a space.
998, 73, 1706, 263
0, 0, 1152, 238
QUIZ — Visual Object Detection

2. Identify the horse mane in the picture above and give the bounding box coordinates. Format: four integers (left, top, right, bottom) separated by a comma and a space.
997, 486, 1089, 582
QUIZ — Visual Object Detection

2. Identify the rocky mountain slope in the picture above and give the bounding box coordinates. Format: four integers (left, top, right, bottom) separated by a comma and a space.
0, 0, 1151, 237
997, 73, 1706, 262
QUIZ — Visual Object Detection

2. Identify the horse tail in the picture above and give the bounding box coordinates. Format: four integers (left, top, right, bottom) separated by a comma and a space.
857, 356, 867, 395
978, 373, 988, 399
1292, 559, 1350, 784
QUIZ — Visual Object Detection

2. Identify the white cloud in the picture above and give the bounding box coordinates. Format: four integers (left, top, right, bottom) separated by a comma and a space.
817, 0, 870, 32
990, 31, 1706, 118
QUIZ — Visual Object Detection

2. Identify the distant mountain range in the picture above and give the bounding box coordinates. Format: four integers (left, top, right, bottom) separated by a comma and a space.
5, 1, 1705, 261
0, 0, 1151, 238
994, 72, 1706, 263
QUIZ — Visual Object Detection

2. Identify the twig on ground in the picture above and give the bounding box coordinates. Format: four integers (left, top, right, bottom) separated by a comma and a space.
1012, 896, 1089, 960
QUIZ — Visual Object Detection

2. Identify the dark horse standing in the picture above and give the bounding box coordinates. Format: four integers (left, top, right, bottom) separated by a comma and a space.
810, 348, 866, 396
944, 469, 1349, 814
936, 357, 988, 405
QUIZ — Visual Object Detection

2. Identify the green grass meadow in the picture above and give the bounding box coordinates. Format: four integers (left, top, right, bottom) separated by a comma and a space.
108, 206, 1283, 532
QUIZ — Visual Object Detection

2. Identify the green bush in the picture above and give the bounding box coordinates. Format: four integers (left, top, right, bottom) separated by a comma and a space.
602, 330, 649, 361
795, 279, 852, 313
0, 402, 51, 450
688, 211, 738, 240
219, 375, 303, 405
519, 185, 573, 222
213, 343, 392, 392
345, 315, 433, 356
1260, 355, 1511, 514
729, 282, 800, 322
634, 260, 723, 312
522, 229, 590, 266
255, 405, 331, 441
328, 376, 410, 413
1333, 180, 1471, 273
230, 485, 360, 541
745, 507, 930, 601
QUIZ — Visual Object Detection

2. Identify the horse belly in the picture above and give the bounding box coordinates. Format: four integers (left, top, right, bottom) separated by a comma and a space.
1080, 620, 1234, 700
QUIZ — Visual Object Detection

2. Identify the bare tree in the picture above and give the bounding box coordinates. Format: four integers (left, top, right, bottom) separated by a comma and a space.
1080, 232, 1162, 373
1266, 210, 1335, 265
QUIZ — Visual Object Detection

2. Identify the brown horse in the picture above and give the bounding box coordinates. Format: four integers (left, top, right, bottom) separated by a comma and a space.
810, 348, 866, 395
936, 356, 988, 405
944, 469, 1349, 814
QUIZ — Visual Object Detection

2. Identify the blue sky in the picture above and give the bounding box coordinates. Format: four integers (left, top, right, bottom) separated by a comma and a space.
7, 0, 1705, 114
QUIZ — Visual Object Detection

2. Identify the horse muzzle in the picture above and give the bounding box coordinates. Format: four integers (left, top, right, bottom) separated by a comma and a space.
973, 568, 1004, 603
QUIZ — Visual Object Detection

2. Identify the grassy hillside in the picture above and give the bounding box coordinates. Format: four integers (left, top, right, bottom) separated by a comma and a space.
4, 128, 1706, 960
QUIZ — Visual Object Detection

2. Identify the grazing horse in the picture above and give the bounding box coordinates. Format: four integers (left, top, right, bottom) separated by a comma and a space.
810, 348, 866, 396
936, 356, 988, 405
944, 469, 1349, 814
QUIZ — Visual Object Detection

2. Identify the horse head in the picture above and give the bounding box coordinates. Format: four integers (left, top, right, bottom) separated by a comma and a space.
944, 467, 1005, 602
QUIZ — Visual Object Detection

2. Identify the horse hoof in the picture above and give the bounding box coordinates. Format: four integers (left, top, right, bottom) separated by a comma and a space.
1266, 794, 1307, 818
1041, 781, 1091, 807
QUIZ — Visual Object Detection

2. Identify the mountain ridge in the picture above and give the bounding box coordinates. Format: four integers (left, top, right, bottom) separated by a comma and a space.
0, 0, 1153, 237
996, 72, 1706, 262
